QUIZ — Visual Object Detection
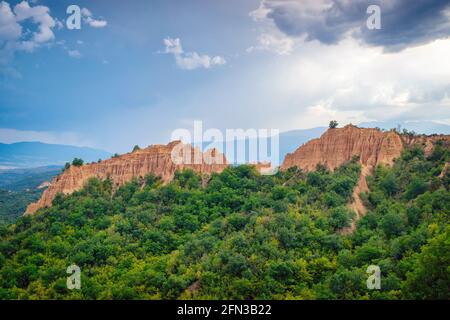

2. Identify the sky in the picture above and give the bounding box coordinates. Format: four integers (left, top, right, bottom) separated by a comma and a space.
1, 0, 450, 153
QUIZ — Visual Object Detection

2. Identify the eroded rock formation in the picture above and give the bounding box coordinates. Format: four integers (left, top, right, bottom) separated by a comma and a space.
26, 125, 449, 218
25, 141, 228, 215
281, 124, 449, 233
281, 124, 404, 171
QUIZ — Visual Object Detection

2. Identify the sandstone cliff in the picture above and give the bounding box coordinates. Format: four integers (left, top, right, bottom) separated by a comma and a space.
281, 124, 404, 171
26, 126, 449, 217
281, 124, 449, 233
25, 141, 228, 215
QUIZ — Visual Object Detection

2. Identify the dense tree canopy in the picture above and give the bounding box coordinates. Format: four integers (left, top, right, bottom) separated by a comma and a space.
0, 143, 448, 300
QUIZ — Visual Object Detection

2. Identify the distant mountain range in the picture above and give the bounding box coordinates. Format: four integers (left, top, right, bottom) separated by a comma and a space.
278, 127, 328, 160
0, 142, 111, 169
1, 121, 448, 170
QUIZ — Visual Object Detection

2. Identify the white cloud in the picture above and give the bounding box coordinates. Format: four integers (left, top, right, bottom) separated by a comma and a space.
14, 1, 55, 43
164, 37, 183, 54
163, 37, 226, 70
0, 1, 21, 41
174, 36, 450, 136
80, 7, 92, 17
249, 1, 271, 21
81, 7, 107, 28
270, 38, 450, 129
85, 16, 107, 28
67, 49, 81, 58
0, 0, 56, 63
247, 33, 294, 55
54, 17, 63, 30
211, 56, 226, 65
247, 2, 298, 56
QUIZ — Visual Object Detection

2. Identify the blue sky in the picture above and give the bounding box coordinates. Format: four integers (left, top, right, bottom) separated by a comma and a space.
1, 0, 450, 152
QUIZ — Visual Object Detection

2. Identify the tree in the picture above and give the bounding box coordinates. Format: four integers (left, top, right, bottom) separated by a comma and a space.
132, 145, 141, 152
404, 229, 450, 299
71, 158, 84, 166
381, 213, 405, 238
329, 206, 353, 230
145, 173, 161, 187
404, 178, 428, 200
380, 172, 399, 196
329, 120, 338, 129
0, 142, 448, 300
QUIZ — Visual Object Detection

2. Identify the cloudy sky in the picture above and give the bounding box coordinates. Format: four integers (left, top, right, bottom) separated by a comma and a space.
1, 0, 450, 152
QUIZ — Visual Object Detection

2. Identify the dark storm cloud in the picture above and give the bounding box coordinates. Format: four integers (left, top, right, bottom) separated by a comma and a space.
261, 0, 450, 51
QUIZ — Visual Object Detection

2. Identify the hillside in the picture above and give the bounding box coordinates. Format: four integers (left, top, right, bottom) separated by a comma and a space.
0, 190, 42, 225
0, 166, 61, 191
25, 141, 228, 215
0, 128, 448, 299
0, 142, 111, 169
0, 166, 62, 225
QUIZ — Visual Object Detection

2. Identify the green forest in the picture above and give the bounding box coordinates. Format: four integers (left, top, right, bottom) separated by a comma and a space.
0, 190, 42, 225
0, 166, 60, 224
0, 143, 448, 299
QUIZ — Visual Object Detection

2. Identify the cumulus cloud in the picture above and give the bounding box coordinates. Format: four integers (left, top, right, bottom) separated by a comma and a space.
0, 0, 56, 63
163, 37, 226, 70
252, 0, 450, 52
271, 37, 450, 129
0, 1, 21, 41
14, 1, 55, 44
247, 32, 294, 55
81, 7, 107, 28
67, 49, 81, 58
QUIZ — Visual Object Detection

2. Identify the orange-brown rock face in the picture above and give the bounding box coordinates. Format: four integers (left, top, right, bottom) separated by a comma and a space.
25, 141, 228, 215
402, 134, 450, 157
281, 125, 404, 171
281, 125, 449, 234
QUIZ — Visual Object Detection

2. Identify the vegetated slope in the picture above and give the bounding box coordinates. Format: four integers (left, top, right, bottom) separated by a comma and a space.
0, 166, 61, 191
0, 166, 61, 224
0, 141, 448, 299
0, 190, 42, 225
25, 141, 228, 215
281, 125, 449, 233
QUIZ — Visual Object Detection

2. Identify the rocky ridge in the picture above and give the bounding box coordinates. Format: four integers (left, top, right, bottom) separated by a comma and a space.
25, 141, 227, 214
26, 125, 449, 219
282, 124, 449, 231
